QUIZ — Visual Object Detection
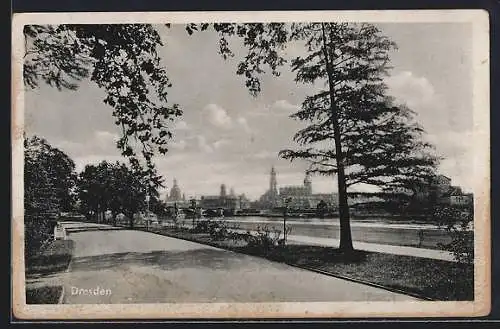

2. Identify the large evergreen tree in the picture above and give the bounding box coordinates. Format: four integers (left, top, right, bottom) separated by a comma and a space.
198, 23, 439, 252
277, 23, 438, 251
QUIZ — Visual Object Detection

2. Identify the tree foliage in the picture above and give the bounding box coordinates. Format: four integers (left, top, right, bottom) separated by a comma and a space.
433, 205, 474, 265
77, 160, 159, 228
23, 24, 182, 187
24, 135, 77, 256
24, 135, 77, 217
276, 23, 438, 191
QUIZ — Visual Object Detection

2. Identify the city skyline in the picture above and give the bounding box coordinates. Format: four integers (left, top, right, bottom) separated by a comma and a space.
24, 22, 474, 200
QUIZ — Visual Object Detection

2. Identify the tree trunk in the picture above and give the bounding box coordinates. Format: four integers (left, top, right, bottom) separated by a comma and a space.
321, 23, 354, 253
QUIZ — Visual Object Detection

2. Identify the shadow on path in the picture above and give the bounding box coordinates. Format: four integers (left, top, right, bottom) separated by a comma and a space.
70, 247, 256, 272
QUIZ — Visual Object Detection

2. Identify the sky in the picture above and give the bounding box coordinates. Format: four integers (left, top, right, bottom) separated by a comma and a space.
24, 22, 474, 201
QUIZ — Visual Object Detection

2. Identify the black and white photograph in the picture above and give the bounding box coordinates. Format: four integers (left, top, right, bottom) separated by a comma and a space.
11, 10, 490, 319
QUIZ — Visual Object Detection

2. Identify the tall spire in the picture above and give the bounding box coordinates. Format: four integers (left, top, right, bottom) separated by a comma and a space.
270, 166, 277, 194
304, 171, 312, 195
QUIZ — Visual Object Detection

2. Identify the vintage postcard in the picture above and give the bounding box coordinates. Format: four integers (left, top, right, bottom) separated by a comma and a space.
11, 10, 490, 319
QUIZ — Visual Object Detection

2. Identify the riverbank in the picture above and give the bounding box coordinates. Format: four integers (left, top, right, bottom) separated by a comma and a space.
157, 216, 452, 250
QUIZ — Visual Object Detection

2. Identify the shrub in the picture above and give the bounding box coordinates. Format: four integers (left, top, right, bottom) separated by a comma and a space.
208, 220, 230, 241
242, 225, 282, 252
24, 217, 58, 260
433, 206, 474, 265
26, 286, 63, 304
191, 219, 211, 233
189, 219, 231, 240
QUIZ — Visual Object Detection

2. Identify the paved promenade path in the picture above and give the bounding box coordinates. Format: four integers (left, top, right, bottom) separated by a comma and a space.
224, 228, 455, 262
58, 225, 418, 304
285, 234, 455, 262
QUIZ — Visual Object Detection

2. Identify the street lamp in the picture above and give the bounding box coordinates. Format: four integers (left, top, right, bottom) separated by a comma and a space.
190, 199, 196, 229
283, 197, 292, 245
145, 191, 150, 230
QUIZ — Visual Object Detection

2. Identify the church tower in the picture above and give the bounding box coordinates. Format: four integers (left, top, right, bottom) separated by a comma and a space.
169, 178, 182, 201
220, 184, 227, 198
304, 172, 312, 195
270, 166, 278, 195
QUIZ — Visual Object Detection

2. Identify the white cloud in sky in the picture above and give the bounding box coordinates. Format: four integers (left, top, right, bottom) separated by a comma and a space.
213, 139, 231, 150
170, 139, 187, 151
386, 71, 473, 192
73, 155, 124, 173
248, 100, 300, 118
385, 71, 436, 109
272, 99, 300, 114
25, 23, 476, 199
253, 150, 279, 160
202, 103, 233, 129
175, 120, 190, 131
196, 135, 214, 153
236, 116, 252, 133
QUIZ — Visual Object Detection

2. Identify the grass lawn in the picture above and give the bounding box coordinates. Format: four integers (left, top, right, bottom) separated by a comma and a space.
25, 239, 75, 275
145, 226, 473, 301
26, 286, 63, 304
253, 245, 474, 301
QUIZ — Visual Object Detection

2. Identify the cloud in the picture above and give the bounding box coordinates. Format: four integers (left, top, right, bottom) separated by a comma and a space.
196, 135, 214, 153
170, 139, 187, 150
247, 100, 300, 118
252, 150, 278, 160
385, 71, 437, 109
73, 155, 125, 173
202, 103, 233, 129
272, 99, 300, 114
385, 70, 456, 140
94, 131, 118, 144
213, 139, 231, 150
53, 130, 120, 158
175, 120, 191, 131
424, 130, 474, 192
236, 116, 252, 133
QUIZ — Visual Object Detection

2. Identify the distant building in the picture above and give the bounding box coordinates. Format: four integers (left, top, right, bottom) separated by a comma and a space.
450, 192, 473, 207
165, 179, 189, 208
238, 193, 251, 209
258, 167, 337, 209
385, 174, 473, 208
171, 179, 183, 200
199, 184, 241, 213
259, 166, 281, 208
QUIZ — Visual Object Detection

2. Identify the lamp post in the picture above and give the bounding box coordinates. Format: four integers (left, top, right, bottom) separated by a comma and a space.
190, 199, 196, 229
145, 191, 150, 230
283, 197, 292, 245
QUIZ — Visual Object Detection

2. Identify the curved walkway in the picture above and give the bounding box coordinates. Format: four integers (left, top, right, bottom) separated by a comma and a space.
58, 224, 418, 304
